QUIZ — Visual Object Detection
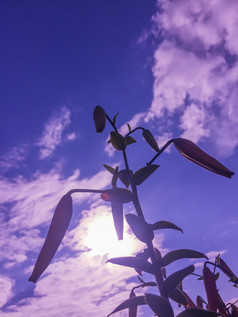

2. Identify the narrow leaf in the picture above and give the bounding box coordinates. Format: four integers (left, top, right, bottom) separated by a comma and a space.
173, 138, 234, 178
126, 214, 154, 243
162, 265, 194, 297
142, 129, 159, 152
203, 266, 219, 312
169, 288, 188, 306
176, 308, 221, 317
181, 290, 197, 308
196, 296, 204, 309
152, 221, 183, 234
107, 296, 146, 317
145, 293, 174, 317
127, 123, 132, 132
118, 169, 131, 188
107, 257, 154, 274
112, 112, 119, 125
104, 164, 116, 174
161, 249, 208, 267
29, 194, 73, 282
111, 203, 123, 240
133, 164, 159, 186
111, 166, 119, 187
110, 131, 126, 151
125, 135, 136, 145
217, 257, 237, 280
129, 290, 137, 317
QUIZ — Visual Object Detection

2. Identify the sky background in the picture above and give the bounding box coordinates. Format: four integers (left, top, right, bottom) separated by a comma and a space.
0, 0, 238, 316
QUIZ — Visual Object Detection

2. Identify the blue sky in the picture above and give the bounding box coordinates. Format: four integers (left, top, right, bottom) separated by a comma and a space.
0, 0, 238, 316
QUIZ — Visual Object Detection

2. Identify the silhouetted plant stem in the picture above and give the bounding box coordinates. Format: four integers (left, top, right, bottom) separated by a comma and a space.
68, 189, 105, 196
125, 127, 145, 136
148, 139, 174, 165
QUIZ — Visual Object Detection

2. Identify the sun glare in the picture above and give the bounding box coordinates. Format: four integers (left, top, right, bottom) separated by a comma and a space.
83, 213, 141, 258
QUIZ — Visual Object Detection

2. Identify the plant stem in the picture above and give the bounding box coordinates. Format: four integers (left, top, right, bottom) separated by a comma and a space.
125, 126, 144, 136
148, 139, 174, 165
68, 189, 105, 196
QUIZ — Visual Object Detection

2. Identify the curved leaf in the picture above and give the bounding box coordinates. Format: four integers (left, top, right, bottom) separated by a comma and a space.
111, 203, 123, 240
142, 129, 159, 152
145, 293, 174, 317
162, 265, 194, 297
161, 249, 208, 267
181, 290, 197, 308
107, 296, 146, 316
103, 164, 116, 174
169, 288, 188, 306
176, 308, 221, 317
125, 135, 136, 145
133, 164, 159, 186
126, 214, 154, 243
29, 194, 73, 282
152, 221, 183, 234
110, 131, 126, 151
203, 267, 219, 312
173, 138, 234, 178
107, 256, 154, 274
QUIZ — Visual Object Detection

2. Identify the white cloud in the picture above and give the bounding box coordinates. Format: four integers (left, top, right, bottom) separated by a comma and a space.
0, 276, 14, 308
37, 106, 71, 159
143, 0, 238, 157
0, 145, 28, 173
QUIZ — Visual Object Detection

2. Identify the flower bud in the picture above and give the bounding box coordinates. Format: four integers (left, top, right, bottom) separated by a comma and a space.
93, 105, 106, 133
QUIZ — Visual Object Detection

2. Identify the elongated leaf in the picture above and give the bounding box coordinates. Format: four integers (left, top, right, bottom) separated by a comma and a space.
217, 257, 237, 280
112, 113, 119, 125
176, 308, 221, 317
107, 296, 146, 316
129, 290, 137, 317
111, 203, 123, 240
29, 194, 73, 282
145, 293, 174, 317
142, 129, 159, 152
101, 187, 133, 204
203, 267, 219, 312
162, 265, 194, 297
135, 249, 150, 275
126, 214, 154, 243
181, 290, 197, 308
93, 105, 106, 133
173, 138, 234, 178
104, 164, 116, 174
118, 169, 131, 188
107, 256, 154, 274
161, 249, 208, 267
110, 131, 126, 151
152, 221, 183, 234
169, 288, 188, 306
125, 135, 136, 145
133, 164, 159, 186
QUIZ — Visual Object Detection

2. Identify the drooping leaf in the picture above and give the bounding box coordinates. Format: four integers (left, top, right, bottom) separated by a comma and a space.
93, 105, 106, 133
173, 138, 234, 178
29, 194, 73, 282
129, 290, 137, 317
217, 257, 238, 282
162, 265, 194, 297
126, 214, 154, 243
110, 131, 127, 151
152, 221, 183, 234
145, 293, 174, 317
161, 249, 208, 267
112, 112, 119, 125
142, 129, 159, 152
133, 164, 159, 186
101, 187, 133, 204
203, 266, 219, 312
118, 169, 131, 188
107, 257, 154, 274
125, 135, 136, 146
103, 164, 116, 174
169, 288, 188, 306
107, 296, 146, 316
111, 203, 123, 240
176, 308, 221, 317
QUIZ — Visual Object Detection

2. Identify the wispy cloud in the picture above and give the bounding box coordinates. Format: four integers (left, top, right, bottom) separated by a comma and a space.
37, 106, 71, 159
0, 145, 28, 173
141, 0, 238, 157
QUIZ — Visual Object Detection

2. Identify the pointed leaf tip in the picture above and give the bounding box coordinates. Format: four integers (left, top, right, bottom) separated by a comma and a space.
29, 194, 73, 282
111, 203, 124, 240
161, 249, 208, 267
107, 296, 146, 316
142, 129, 159, 152
173, 138, 234, 178
107, 256, 154, 274
145, 293, 174, 317
126, 213, 154, 243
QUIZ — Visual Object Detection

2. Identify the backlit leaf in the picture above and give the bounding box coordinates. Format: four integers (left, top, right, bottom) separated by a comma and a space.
203, 266, 219, 312
176, 308, 221, 317
111, 203, 123, 240
169, 288, 188, 306
101, 188, 133, 204
125, 135, 136, 145
118, 169, 131, 188
107, 296, 146, 316
126, 214, 154, 243
133, 165, 159, 186
161, 249, 208, 267
142, 129, 159, 152
145, 293, 174, 317
107, 257, 154, 274
152, 221, 183, 234
104, 164, 116, 174
29, 194, 73, 282
110, 131, 127, 151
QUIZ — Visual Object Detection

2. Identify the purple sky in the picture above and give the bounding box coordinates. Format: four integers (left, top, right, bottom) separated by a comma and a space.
0, 1, 238, 316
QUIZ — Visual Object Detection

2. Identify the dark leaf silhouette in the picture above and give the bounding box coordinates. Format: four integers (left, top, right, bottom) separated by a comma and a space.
196, 296, 204, 309
203, 266, 219, 312
161, 249, 208, 267
101, 187, 133, 204
217, 257, 238, 282
93, 105, 106, 132
135, 249, 150, 275
118, 169, 131, 188
169, 288, 188, 306
173, 138, 234, 178
111, 203, 124, 240
126, 214, 154, 243
133, 164, 159, 186
29, 194, 73, 282
176, 308, 221, 317
129, 290, 137, 317
125, 135, 136, 145
103, 164, 116, 174
107, 257, 154, 274
142, 129, 159, 152
145, 293, 174, 317
107, 296, 146, 316
181, 290, 197, 308
110, 131, 127, 151
162, 265, 194, 297
152, 221, 183, 234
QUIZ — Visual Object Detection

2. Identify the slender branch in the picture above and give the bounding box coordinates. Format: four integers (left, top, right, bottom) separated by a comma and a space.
67, 189, 105, 196
147, 139, 174, 165
125, 126, 145, 136
106, 114, 118, 132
